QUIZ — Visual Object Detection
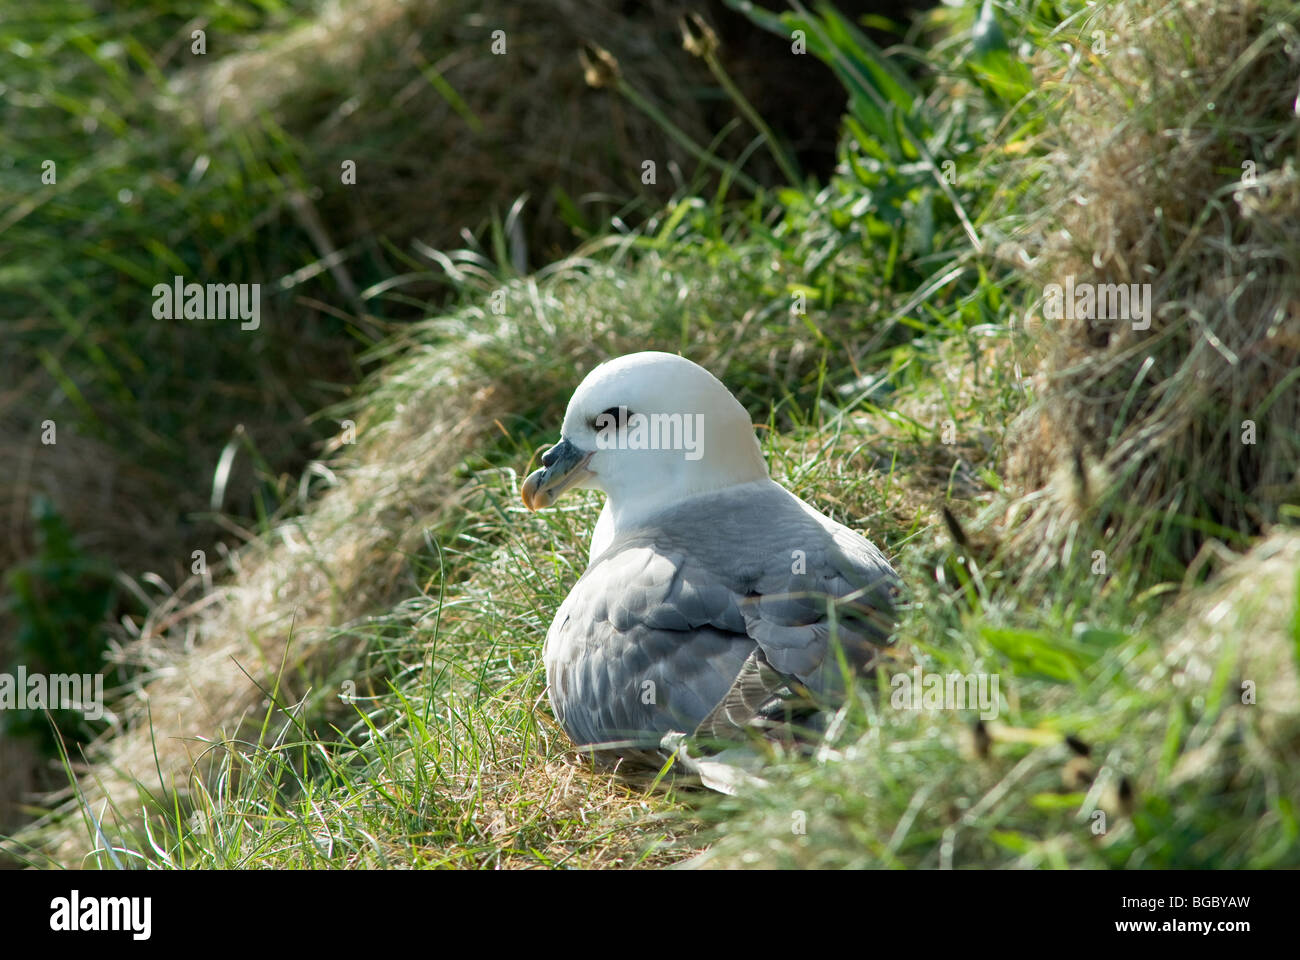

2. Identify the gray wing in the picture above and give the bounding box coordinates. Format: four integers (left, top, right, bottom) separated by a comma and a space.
693, 647, 795, 741
543, 481, 899, 750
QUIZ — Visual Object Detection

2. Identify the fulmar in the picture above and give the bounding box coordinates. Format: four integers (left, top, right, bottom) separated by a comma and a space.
521, 351, 900, 777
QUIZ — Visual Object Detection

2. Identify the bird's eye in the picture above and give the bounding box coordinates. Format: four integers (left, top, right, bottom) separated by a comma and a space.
590, 406, 626, 430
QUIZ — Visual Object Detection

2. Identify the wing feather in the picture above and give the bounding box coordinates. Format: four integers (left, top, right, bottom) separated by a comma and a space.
543, 480, 899, 750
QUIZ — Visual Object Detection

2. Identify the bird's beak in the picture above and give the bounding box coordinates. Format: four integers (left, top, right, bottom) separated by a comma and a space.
521, 437, 593, 510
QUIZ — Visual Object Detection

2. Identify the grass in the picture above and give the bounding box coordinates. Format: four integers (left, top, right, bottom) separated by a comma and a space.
1003, 0, 1300, 584
0, 0, 792, 829
0, 0, 751, 580
3, 0, 1299, 869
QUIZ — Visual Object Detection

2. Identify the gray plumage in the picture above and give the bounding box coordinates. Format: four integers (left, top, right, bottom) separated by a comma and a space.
543, 479, 899, 752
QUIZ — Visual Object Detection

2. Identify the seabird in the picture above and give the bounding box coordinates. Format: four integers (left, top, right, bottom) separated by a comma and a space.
521, 351, 900, 772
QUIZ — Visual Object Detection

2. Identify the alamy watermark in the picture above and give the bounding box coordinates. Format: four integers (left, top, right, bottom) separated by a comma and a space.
50, 891, 150, 940
0, 666, 104, 721
890, 667, 1000, 720
594, 407, 704, 461
1042, 275, 1151, 331
152, 274, 260, 330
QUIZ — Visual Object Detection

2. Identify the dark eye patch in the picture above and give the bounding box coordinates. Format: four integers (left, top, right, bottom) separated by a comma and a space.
590, 406, 628, 429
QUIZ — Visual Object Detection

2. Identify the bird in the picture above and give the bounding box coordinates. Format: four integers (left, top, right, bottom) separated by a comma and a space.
521, 351, 900, 776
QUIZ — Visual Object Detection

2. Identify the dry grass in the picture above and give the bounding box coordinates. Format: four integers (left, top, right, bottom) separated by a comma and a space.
1163, 528, 1300, 745
1005, 0, 1300, 580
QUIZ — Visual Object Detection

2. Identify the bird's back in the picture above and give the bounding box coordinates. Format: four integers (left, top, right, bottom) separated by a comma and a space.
543, 480, 899, 749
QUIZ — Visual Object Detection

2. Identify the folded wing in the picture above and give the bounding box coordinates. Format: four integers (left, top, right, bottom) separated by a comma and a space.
543, 481, 899, 750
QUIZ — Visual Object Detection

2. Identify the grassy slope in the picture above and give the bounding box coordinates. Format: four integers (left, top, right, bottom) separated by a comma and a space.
4, 0, 1299, 868
0, 0, 728, 584
0, 0, 758, 840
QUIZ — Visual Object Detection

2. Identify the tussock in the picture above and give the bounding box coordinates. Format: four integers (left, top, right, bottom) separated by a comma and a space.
1006, 0, 1300, 579
1163, 529, 1300, 738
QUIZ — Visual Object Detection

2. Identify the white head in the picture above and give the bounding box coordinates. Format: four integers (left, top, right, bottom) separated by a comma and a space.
521, 352, 768, 535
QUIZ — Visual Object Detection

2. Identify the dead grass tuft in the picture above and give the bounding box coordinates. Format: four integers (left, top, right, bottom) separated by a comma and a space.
1006, 0, 1300, 578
